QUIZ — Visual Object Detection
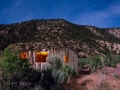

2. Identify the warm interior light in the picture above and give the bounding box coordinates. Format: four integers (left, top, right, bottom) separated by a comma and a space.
64, 55, 69, 63
36, 51, 48, 62
20, 52, 26, 59
37, 52, 48, 55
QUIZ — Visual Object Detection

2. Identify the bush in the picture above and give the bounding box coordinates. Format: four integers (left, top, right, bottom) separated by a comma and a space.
78, 54, 120, 72
0, 47, 41, 89
42, 55, 76, 90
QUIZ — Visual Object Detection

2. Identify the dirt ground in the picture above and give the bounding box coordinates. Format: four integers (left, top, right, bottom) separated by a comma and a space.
65, 63, 120, 90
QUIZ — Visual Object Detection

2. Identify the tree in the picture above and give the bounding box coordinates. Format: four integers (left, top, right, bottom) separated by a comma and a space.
0, 47, 41, 90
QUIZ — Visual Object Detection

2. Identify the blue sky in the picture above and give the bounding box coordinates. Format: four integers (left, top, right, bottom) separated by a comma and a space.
0, 0, 120, 28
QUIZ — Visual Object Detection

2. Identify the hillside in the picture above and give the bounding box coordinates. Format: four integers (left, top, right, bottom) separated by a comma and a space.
0, 19, 120, 57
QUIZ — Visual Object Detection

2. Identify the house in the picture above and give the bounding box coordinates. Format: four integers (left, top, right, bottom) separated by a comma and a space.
20, 48, 79, 75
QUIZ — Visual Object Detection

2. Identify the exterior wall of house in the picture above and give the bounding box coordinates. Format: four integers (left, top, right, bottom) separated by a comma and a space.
28, 51, 33, 64
19, 48, 79, 75
0, 48, 79, 74
68, 49, 79, 75
48, 48, 79, 75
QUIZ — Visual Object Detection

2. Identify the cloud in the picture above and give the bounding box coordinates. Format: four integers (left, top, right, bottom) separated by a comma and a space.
74, 1, 120, 28
109, 4, 120, 15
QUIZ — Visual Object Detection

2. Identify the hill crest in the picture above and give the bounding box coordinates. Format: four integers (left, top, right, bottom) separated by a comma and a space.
0, 19, 120, 57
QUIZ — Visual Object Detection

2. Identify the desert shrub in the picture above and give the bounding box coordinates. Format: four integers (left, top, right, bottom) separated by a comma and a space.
60, 64, 76, 78
78, 55, 102, 72
78, 58, 89, 69
78, 54, 120, 72
48, 55, 63, 70
90, 55, 102, 70
66, 65, 76, 77
0, 47, 41, 90
39, 69, 55, 90
41, 55, 76, 90
104, 55, 120, 68
113, 73, 120, 79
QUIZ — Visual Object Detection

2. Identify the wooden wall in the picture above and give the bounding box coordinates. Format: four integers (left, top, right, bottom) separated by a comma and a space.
21, 48, 79, 75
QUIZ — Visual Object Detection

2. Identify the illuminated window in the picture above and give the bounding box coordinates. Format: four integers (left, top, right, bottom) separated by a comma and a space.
64, 55, 69, 63
20, 52, 26, 59
36, 52, 48, 62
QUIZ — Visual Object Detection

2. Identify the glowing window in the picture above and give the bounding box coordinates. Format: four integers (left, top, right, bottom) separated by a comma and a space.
64, 55, 69, 63
20, 52, 26, 59
36, 52, 48, 62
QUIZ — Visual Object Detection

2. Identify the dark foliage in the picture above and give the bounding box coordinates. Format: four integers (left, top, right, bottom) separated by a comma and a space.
0, 19, 120, 56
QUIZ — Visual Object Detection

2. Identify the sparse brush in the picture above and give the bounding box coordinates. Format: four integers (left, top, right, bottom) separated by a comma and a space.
47, 55, 63, 69
113, 73, 120, 79
79, 54, 120, 74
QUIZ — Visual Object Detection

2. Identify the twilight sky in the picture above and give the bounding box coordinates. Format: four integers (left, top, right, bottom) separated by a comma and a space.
0, 0, 120, 28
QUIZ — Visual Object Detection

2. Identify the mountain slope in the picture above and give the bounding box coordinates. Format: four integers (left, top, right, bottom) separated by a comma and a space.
0, 19, 120, 57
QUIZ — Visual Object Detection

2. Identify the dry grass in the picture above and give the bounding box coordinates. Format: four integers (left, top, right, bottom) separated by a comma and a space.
77, 73, 101, 90
77, 70, 120, 90
63, 64, 120, 90
64, 78, 87, 90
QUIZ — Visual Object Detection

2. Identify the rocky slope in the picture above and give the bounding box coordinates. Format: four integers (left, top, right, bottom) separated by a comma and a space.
0, 19, 120, 57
